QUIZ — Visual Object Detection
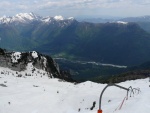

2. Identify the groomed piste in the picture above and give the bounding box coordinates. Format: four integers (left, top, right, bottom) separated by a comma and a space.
0, 66, 150, 113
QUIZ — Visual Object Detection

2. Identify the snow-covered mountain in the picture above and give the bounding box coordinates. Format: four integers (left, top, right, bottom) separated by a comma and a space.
0, 13, 75, 24
0, 65, 149, 113
0, 13, 41, 24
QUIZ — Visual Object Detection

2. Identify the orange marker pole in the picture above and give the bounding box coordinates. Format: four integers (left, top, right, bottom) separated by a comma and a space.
97, 109, 102, 113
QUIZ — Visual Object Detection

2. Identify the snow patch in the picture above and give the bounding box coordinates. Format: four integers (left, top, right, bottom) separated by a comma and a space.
54, 15, 64, 21
15, 12, 39, 21
68, 17, 74, 20
117, 21, 128, 24
11, 52, 21, 63
31, 51, 38, 59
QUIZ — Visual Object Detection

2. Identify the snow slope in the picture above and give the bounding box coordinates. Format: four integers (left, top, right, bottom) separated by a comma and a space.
0, 67, 150, 113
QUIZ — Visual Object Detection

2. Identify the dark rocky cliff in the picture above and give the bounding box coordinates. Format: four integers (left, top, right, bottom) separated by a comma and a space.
0, 48, 74, 82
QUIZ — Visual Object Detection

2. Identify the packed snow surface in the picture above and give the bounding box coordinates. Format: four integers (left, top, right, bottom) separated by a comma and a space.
0, 67, 150, 113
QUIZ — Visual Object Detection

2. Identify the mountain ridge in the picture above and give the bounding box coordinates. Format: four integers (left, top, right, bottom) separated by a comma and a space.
1, 13, 150, 66
78, 15, 150, 23
0, 12, 75, 25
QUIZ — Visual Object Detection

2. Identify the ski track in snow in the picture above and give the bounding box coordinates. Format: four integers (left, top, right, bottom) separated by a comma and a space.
0, 67, 150, 113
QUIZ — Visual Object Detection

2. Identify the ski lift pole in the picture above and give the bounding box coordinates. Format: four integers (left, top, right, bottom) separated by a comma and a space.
98, 83, 129, 113
149, 74, 150, 87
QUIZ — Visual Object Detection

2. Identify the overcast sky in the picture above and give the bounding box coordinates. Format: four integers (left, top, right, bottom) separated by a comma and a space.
0, 0, 150, 18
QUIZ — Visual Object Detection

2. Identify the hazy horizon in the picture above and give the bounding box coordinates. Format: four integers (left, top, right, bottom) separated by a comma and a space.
0, 0, 150, 18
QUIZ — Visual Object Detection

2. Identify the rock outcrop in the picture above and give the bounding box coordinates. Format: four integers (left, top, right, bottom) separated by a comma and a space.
0, 48, 74, 82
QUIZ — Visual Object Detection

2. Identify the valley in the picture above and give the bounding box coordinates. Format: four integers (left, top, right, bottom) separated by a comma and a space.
1, 13, 150, 83
54, 58, 127, 82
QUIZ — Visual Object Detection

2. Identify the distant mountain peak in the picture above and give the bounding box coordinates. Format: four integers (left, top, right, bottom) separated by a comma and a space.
15, 12, 40, 20
0, 13, 75, 24
116, 21, 128, 24
67, 17, 74, 20
54, 15, 64, 21
53, 15, 75, 21
0, 12, 41, 24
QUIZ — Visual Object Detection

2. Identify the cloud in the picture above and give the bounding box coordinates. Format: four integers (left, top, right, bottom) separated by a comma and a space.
0, 1, 11, 8
18, 4, 28, 10
0, 0, 150, 17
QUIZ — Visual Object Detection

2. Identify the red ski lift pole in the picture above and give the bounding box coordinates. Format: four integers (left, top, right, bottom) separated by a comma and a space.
97, 109, 102, 113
